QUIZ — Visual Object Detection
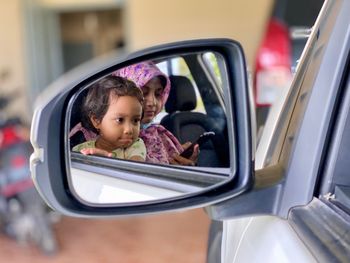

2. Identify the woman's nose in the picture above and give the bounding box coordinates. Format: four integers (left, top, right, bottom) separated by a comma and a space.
145, 94, 156, 105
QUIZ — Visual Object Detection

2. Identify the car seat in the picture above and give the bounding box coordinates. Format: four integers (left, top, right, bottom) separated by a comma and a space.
160, 75, 229, 167
69, 89, 92, 149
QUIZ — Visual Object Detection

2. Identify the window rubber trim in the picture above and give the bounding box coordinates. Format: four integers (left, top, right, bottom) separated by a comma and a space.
288, 197, 350, 262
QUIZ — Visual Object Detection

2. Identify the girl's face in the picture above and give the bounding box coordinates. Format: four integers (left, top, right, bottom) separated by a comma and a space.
92, 94, 142, 152
141, 77, 164, 124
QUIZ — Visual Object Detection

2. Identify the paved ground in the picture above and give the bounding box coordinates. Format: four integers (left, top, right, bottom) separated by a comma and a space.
0, 209, 210, 263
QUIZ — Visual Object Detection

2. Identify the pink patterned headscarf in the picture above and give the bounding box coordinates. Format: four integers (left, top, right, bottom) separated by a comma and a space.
112, 61, 170, 112
113, 61, 183, 164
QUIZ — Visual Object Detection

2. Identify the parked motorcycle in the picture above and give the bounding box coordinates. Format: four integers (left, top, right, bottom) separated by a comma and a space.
0, 94, 59, 255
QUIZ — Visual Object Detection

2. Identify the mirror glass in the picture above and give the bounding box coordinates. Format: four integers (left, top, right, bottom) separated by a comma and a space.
67, 51, 234, 205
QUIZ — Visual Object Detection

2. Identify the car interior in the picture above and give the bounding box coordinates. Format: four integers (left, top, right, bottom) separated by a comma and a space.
69, 53, 230, 168
161, 74, 228, 167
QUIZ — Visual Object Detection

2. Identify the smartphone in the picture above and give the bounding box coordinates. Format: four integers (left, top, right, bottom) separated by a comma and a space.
180, 131, 215, 158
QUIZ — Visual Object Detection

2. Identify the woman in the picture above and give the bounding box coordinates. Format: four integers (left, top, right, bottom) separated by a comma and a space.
113, 61, 198, 165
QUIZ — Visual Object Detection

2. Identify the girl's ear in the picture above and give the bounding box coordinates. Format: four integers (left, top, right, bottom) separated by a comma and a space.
90, 115, 101, 130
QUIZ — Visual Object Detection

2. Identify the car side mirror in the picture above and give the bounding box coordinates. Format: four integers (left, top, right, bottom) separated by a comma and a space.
30, 39, 253, 216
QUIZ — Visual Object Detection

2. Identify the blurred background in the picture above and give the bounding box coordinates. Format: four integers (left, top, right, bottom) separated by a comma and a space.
0, 0, 322, 262
1, 0, 274, 123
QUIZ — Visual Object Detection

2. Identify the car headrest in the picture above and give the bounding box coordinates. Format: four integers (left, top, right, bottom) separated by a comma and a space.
165, 75, 197, 113
70, 89, 87, 128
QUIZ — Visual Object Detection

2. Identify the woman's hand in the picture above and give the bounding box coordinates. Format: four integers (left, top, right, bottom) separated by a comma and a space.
80, 148, 113, 157
170, 142, 199, 166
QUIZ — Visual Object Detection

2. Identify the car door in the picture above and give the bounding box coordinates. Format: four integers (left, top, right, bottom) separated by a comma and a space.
215, 0, 350, 261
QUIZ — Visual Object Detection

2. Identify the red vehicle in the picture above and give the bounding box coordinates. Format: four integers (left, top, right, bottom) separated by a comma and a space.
254, 0, 323, 128
0, 94, 58, 255
254, 18, 292, 120
0, 121, 33, 197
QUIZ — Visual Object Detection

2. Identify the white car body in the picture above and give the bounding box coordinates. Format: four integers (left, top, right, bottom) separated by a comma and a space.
222, 89, 315, 263
221, 13, 318, 261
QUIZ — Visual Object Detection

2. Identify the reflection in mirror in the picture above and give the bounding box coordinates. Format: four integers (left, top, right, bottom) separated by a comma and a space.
67, 51, 233, 205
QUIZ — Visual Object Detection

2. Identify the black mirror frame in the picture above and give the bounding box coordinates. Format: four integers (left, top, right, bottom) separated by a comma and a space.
30, 38, 253, 217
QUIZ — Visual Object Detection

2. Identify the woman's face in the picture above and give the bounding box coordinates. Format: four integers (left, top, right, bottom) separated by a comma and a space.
141, 77, 164, 124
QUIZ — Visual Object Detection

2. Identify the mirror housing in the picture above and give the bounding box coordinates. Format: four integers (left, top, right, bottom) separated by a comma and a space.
30, 39, 253, 217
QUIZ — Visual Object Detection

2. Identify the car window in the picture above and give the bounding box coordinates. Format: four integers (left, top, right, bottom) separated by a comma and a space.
320, 62, 350, 206
156, 57, 206, 119
289, 59, 350, 263
203, 52, 223, 91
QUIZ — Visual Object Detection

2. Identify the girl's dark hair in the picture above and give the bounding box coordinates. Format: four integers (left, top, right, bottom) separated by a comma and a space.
81, 75, 143, 133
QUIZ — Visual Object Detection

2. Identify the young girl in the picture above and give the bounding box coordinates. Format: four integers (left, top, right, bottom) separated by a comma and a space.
113, 61, 199, 165
72, 76, 146, 162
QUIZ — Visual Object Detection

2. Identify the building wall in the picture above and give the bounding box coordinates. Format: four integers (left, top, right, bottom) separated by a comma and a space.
0, 0, 31, 122
0, 0, 273, 120
38, 0, 122, 10
38, 0, 274, 67
126, 0, 273, 67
